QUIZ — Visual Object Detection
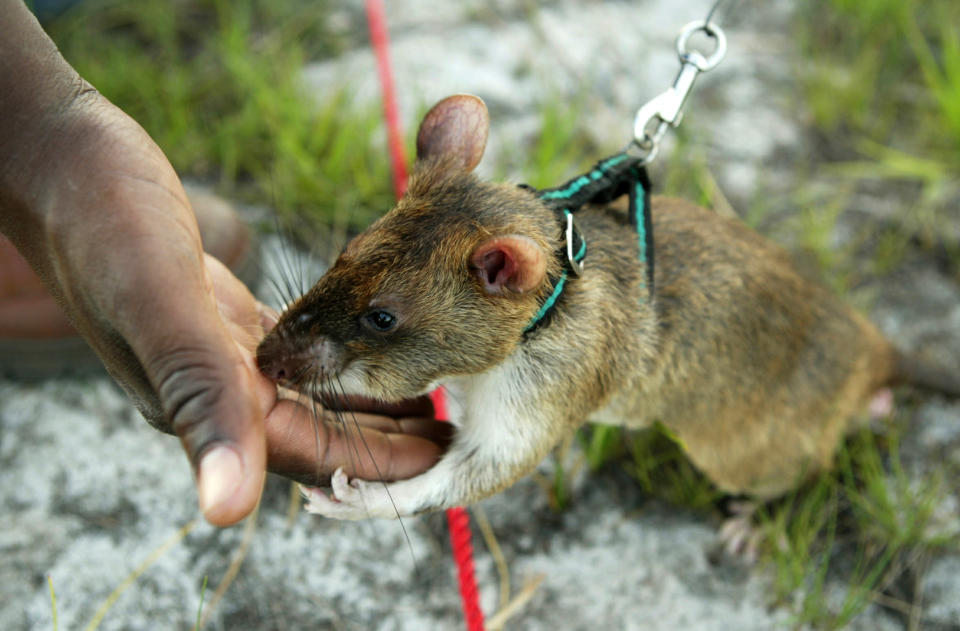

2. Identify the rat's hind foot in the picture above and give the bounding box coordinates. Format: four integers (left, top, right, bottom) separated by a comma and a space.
301, 468, 400, 520
868, 387, 894, 420
713, 500, 762, 565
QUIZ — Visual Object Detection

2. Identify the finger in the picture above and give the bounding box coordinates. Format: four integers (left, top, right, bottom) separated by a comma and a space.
201, 253, 280, 334
205, 255, 265, 354
335, 413, 455, 447
276, 386, 451, 441
258, 302, 280, 333
263, 398, 445, 485
204, 255, 278, 346
205, 255, 262, 336
319, 393, 435, 418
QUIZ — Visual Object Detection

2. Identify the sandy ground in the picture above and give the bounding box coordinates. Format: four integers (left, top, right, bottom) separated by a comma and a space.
3, 1, 960, 629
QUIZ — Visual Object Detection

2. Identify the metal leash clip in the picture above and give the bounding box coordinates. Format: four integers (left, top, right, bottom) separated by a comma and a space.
631, 20, 727, 164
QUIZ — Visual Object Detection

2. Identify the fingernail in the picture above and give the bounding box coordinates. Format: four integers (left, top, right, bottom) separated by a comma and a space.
198, 446, 243, 515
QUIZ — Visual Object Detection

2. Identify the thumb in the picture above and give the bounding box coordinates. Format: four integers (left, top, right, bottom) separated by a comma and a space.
119, 255, 267, 527
147, 326, 267, 526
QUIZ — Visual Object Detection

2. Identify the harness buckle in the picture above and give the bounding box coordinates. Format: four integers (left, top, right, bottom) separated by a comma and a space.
565, 211, 585, 277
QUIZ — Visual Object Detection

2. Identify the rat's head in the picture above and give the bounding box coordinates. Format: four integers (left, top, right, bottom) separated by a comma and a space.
256, 95, 561, 400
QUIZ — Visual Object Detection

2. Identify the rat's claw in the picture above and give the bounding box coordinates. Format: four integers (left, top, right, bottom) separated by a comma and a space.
300, 484, 338, 513
715, 501, 762, 565
300, 485, 367, 520
300, 468, 399, 520
330, 466, 360, 502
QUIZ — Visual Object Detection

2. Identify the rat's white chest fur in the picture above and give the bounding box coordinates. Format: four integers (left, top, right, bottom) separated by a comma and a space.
303, 352, 555, 519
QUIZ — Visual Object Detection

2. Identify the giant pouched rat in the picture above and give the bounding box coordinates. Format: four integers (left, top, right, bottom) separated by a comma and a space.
255, 94, 959, 519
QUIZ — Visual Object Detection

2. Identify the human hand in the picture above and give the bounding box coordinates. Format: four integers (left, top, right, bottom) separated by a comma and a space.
0, 4, 447, 526
1, 94, 448, 524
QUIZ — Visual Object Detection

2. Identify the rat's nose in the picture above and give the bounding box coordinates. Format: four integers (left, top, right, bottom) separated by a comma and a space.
255, 335, 344, 385
255, 341, 308, 385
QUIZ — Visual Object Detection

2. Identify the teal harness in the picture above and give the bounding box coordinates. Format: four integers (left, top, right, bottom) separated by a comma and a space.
521, 152, 654, 335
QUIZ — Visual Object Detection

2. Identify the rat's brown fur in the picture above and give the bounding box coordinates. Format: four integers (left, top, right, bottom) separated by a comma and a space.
257, 95, 953, 518
260, 160, 563, 396
607, 197, 896, 498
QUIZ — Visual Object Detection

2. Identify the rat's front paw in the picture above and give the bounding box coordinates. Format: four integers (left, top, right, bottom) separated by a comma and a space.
301, 467, 402, 520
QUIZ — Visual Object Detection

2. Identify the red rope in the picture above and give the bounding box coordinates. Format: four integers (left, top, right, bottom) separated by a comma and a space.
364, 3, 485, 629
428, 386, 449, 421
365, 0, 408, 200
447, 506, 486, 630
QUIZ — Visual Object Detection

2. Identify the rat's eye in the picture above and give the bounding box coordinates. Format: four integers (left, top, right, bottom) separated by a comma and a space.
363, 310, 398, 333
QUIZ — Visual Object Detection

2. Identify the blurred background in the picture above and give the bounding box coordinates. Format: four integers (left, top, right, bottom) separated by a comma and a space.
2, 0, 959, 629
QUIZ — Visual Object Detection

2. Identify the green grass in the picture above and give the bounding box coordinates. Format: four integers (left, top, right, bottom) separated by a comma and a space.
799, 0, 960, 152
780, 13, 960, 626
43, 0, 394, 232
568, 418, 958, 629
759, 424, 958, 630
797, 0, 960, 268
47, 575, 58, 631
495, 90, 599, 188
194, 575, 208, 631
620, 423, 721, 512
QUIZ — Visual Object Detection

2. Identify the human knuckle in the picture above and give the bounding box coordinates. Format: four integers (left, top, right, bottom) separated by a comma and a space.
152, 346, 227, 448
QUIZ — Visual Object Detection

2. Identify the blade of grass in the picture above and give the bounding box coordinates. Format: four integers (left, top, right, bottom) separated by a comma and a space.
84, 518, 198, 631
193, 575, 208, 631
197, 502, 259, 629
47, 574, 58, 631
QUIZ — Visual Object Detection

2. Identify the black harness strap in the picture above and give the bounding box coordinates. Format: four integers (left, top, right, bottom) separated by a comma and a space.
521, 151, 654, 335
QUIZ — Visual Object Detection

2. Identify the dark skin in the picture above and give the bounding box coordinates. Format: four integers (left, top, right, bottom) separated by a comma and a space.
0, 0, 448, 526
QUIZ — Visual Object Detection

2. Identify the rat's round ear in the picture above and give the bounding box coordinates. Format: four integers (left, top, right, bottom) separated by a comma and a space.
416, 94, 489, 173
471, 235, 546, 295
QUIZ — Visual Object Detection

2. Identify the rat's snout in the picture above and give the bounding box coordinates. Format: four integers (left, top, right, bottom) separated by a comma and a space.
255, 333, 345, 386
255, 348, 301, 384
255, 337, 303, 384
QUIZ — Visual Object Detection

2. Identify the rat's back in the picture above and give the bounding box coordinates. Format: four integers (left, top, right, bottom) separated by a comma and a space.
603, 197, 896, 498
